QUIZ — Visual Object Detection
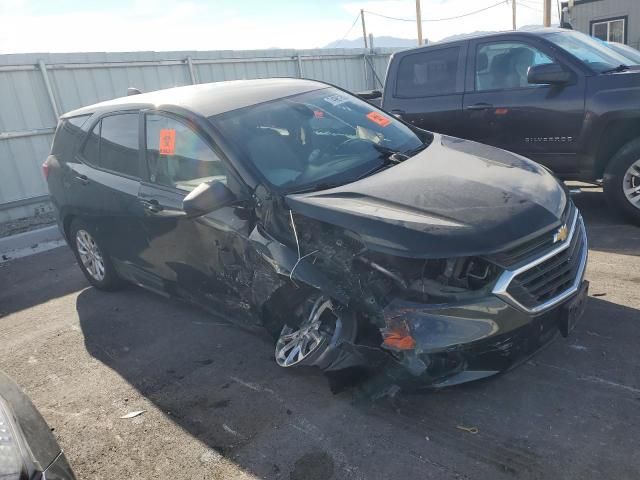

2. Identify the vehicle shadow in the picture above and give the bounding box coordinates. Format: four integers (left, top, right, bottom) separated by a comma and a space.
573, 189, 640, 256
0, 248, 87, 318
77, 285, 640, 480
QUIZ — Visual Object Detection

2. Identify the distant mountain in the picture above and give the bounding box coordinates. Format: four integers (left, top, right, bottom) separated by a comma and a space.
324, 36, 420, 49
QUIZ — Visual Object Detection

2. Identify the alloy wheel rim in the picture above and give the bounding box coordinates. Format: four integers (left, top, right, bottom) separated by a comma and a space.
623, 159, 640, 210
275, 296, 334, 367
75, 229, 106, 281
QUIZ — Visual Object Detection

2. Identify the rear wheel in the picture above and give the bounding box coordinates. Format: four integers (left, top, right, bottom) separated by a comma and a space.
69, 219, 124, 290
603, 138, 640, 226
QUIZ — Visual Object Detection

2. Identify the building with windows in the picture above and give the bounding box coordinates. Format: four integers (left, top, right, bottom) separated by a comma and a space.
561, 0, 639, 49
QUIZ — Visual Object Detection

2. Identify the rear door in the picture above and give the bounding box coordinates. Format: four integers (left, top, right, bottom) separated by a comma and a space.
67, 111, 148, 275
461, 36, 586, 174
136, 111, 255, 323
383, 43, 467, 135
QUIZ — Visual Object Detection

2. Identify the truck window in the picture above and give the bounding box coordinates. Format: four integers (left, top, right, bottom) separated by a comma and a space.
475, 41, 553, 91
395, 46, 461, 98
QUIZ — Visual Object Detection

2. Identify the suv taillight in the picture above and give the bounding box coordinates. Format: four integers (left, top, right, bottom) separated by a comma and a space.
42, 156, 53, 179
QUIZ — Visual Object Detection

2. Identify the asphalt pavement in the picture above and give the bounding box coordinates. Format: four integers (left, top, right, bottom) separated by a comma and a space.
1, 189, 639, 480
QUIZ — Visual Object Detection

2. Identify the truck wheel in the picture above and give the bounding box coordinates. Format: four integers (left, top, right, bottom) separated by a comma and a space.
603, 138, 640, 226
69, 219, 124, 290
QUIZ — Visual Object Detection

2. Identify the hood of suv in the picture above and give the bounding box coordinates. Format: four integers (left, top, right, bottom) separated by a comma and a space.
286, 134, 567, 258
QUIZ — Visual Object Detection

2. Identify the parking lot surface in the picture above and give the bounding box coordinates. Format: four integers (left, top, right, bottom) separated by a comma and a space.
1, 189, 639, 480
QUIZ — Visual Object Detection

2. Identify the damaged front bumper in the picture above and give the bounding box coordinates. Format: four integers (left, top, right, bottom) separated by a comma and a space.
378, 279, 589, 388
371, 208, 590, 388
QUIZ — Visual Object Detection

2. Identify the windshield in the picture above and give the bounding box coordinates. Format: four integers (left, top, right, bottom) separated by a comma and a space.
211, 87, 427, 192
607, 42, 640, 65
543, 31, 632, 73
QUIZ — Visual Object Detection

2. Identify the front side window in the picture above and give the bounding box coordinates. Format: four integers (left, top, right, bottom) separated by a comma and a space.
475, 41, 553, 91
544, 30, 630, 72
145, 114, 227, 192
395, 46, 461, 97
212, 87, 427, 191
592, 18, 625, 44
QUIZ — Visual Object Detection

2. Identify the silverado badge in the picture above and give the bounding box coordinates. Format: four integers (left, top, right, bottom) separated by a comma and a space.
554, 224, 569, 243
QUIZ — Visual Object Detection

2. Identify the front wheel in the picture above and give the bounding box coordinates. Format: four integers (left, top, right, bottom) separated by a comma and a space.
603, 138, 640, 226
274, 294, 356, 370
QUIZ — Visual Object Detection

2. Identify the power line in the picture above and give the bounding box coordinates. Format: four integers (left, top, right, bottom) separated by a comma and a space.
335, 12, 361, 47
364, 0, 508, 23
517, 2, 543, 13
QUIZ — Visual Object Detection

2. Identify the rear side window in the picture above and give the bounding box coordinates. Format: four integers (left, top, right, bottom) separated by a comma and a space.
82, 113, 140, 178
51, 115, 91, 159
395, 46, 461, 98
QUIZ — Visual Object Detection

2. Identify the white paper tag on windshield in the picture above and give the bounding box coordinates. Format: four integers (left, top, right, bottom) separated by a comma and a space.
323, 94, 349, 106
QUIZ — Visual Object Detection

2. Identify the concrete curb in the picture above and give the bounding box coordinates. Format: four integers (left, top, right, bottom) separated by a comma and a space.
0, 225, 64, 260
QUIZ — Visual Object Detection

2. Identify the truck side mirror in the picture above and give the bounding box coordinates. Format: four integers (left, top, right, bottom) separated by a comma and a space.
528, 63, 572, 85
183, 181, 236, 217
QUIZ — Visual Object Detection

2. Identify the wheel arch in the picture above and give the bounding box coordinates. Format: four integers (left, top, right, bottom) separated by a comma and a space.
62, 213, 76, 242
595, 118, 640, 177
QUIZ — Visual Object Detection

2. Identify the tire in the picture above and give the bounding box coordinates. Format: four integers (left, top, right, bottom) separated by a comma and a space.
69, 219, 124, 290
603, 138, 640, 226
273, 292, 357, 370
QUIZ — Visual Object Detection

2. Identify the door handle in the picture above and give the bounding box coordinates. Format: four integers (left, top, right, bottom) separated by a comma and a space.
465, 103, 493, 111
140, 198, 163, 213
390, 109, 405, 119
74, 174, 89, 185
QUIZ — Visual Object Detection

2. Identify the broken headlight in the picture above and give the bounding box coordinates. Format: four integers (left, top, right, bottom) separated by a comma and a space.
357, 253, 500, 304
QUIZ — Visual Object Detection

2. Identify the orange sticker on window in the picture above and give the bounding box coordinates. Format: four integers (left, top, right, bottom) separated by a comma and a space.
366, 111, 391, 127
159, 129, 176, 155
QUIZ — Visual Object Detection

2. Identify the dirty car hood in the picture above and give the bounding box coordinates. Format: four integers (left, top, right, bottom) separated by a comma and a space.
286, 134, 567, 258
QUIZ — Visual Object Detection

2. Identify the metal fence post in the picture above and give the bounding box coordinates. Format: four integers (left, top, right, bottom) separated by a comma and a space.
186, 56, 198, 84
38, 60, 60, 119
296, 54, 303, 78
362, 54, 370, 90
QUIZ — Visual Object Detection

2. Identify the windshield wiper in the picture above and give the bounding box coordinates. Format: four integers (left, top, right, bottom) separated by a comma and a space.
372, 144, 409, 163
356, 142, 428, 181
601, 64, 630, 74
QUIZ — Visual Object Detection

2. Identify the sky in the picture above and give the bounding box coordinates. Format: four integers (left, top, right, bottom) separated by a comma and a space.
0, 0, 561, 54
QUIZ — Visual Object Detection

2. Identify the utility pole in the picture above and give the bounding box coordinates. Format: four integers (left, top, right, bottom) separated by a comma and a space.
360, 9, 368, 49
415, 0, 423, 45
512, 0, 517, 30
543, 0, 551, 27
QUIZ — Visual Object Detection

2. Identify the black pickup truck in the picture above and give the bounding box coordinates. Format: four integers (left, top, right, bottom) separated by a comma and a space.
362, 28, 640, 224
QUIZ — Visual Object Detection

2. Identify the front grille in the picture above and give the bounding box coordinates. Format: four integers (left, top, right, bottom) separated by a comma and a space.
492, 208, 587, 313
489, 202, 576, 268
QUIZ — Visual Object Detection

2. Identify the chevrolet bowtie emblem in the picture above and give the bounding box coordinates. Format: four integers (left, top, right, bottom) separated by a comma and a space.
554, 224, 569, 243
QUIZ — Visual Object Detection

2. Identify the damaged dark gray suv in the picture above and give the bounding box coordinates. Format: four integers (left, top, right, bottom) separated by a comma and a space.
44, 78, 589, 392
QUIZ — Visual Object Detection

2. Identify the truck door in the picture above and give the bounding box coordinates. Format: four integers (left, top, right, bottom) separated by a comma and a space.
461, 37, 586, 175
382, 43, 466, 136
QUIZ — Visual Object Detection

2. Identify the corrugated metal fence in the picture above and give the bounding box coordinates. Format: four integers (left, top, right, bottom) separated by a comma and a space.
0, 47, 397, 222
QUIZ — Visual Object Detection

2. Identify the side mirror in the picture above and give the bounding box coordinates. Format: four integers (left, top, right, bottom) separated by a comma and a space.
182, 181, 236, 217
527, 63, 572, 85
358, 90, 382, 100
